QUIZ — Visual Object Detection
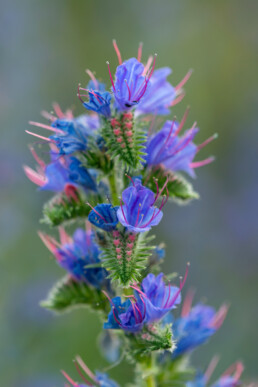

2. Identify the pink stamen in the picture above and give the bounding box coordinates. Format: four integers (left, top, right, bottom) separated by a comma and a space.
135, 204, 142, 227
120, 198, 128, 224
204, 356, 220, 382
173, 125, 197, 156
61, 371, 80, 387
77, 83, 85, 104
190, 156, 215, 169
166, 263, 189, 308
86, 69, 98, 89
197, 133, 218, 151
171, 92, 185, 107
163, 282, 171, 309
29, 146, 46, 170
74, 361, 93, 386
41, 110, 57, 121
106, 61, 116, 92
210, 304, 229, 329
143, 55, 153, 76
29, 121, 65, 134
125, 174, 135, 187
181, 289, 195, 317
86, 203, 107, 222
59, 227, 72, 245
222, 362, 244, 381
147, 53, 157, 80
130, 301, 139, 324
154, 176, 169, 203
124, 79, 132, 101
174, 108, 190, 137
64, 184, 79, 202
153, 178, 159, 202
112, 39, 122, 65
23, 165, 45, 186
175, 69, 193, 91
53, 103, 64, 118
25, 130, 52, 142
103, 290, 122, 327
137, 42, 143, 62
75, 356, 99, 384
38, 231, 58, 255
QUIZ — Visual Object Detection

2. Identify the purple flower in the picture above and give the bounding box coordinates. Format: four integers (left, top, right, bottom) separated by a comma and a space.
187, 360, 244, 387
145, 115, 216, 177
172, 292, 228, 357
103, 296, 146, 333
62, 356, 120, 387
117, 178, 166, 233
39, 227, 108, 289
88, 203, 119, 232
135, 67, 176, 116
140, 273, 182, 324
104, 269, 187, 332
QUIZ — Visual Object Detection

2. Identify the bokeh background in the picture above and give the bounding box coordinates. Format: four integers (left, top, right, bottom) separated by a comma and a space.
1, 0, 258, 385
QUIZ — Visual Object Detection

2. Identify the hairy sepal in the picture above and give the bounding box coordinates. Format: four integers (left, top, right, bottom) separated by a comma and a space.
102, 113, 146, 169
101, 230, 155, 287
40, 275, 110, 314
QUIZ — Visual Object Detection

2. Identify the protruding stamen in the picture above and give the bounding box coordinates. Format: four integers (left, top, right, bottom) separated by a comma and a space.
175, 69, 193, 91
75, 356, 99, 384
86, 203, 107, 223
23, 165, 45, 187
222, 362, 244, 382
86, 69, 98, 89
167, 263, 189, 308
197, 133, 218, 151
112, 39, 122, 65
171, 92, 185, 107
74, 360, 93, 386
61, 370, 80, 387
181, 289, 195, 317
143, 55, 153, 76
29, 146, 46, 170
29, 121, 65, 134
53, 103, 64, 118
190, 156, 215, 169
25, 130, 52, 142
77, 83, 85, 104
204, 356, 220, 382
41, 110, 57, 121
147, 53, 157, 80
137, 42, 143, 62
125, 174, 135, 187
135, 203, 142, 227
210, 303, 229, 329
174, 107, 190, 137
58, 227, 72, 245
120, 198, 128, 224
106, 61, 116, 92
124, 79, 132, 100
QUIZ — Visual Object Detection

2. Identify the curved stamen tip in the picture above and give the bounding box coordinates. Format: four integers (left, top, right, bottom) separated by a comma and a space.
106, 61, 110, 64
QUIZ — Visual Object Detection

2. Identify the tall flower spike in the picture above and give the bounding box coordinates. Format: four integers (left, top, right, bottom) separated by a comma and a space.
117, 177, 166, 233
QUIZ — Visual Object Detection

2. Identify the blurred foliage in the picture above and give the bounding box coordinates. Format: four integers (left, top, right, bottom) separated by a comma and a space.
1, 0, 258, 386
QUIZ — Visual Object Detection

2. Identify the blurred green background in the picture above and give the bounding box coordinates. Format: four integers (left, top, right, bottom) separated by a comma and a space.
1, 0, 258, 385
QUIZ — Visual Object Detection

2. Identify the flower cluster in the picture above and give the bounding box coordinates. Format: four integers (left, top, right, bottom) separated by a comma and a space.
24, 41, 250, 386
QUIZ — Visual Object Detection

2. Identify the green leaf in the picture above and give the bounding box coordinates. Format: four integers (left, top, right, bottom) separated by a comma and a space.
41, 276, 110, 314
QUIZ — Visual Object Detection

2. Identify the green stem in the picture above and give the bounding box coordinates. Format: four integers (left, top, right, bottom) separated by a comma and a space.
141, 354, 156, 387
145, 374, 156, 387
108, 170, 119, 205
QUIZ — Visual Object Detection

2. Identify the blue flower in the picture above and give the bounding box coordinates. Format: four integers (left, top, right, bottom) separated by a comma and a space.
172, 301, 228, 357
141, 273, 182, 324
113, 58, 152, 111
104, 270, 186, 332
136, 67, 176, 115
104, 296, 146, 333
79, 84, 112, 117
40, 156, 97, 193
117, 178, 164, 233
95, 372, 120, 387
39, 228, 108, 289
88, 203, 119, 232
49, 114, 99, 155
145, 118, 216, 177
